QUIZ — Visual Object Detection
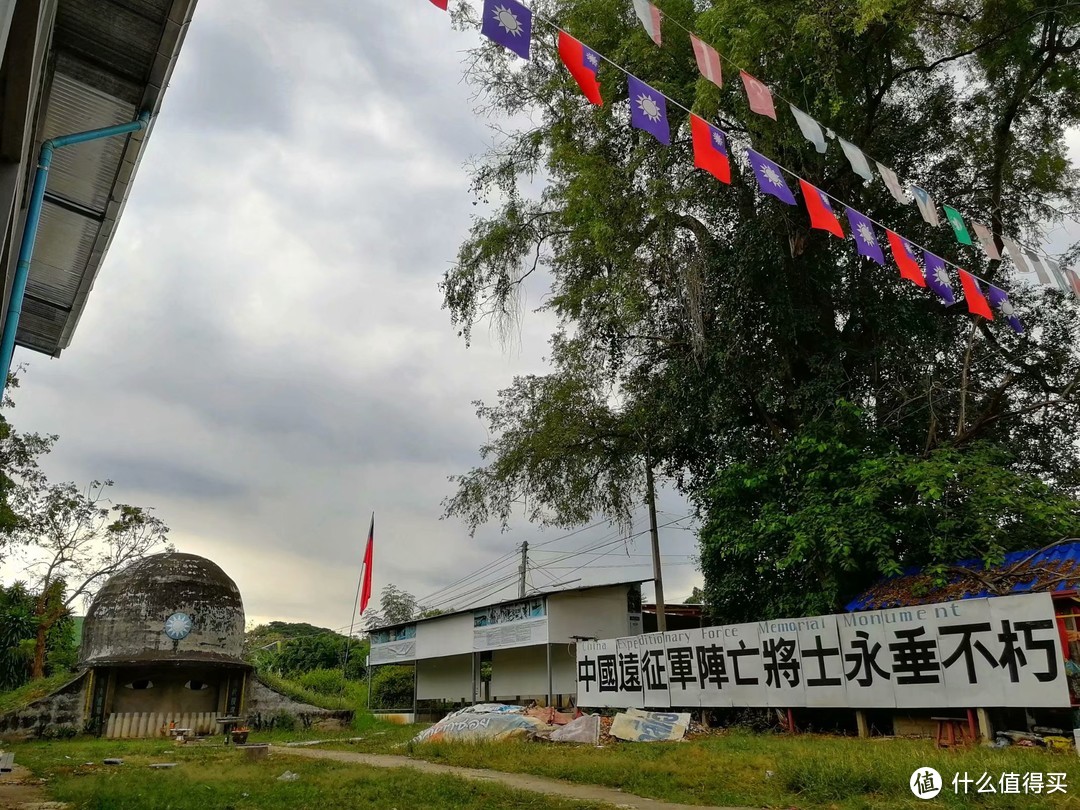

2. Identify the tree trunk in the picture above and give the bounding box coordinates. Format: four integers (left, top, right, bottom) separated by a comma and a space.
31, 614, 48, 679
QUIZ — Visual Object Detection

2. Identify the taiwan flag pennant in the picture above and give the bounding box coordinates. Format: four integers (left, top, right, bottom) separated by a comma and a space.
799, 179, 843, 237
987, 285, 1024, 333
886, 230, 926, 287
845, 208, 884, 264
428, 0, 449, 9
628, 75, 669, 144
632, 0, 663, 45
958, 270, 994, 319
690, 115, 730, 184
690, 34, 723, 88
747, 149, 795, 204
943, 205, 973, 246
923, 251, 956, 304
481, 0, 532, 60
558, 32, 603, 106
740, 71, 776, 120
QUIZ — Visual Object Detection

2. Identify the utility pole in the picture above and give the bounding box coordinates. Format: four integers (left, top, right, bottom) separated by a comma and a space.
645, 463, 666, 632
518, 540, 529, 599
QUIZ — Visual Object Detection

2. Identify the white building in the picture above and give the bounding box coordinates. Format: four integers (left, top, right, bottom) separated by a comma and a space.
368, 581, 647, 710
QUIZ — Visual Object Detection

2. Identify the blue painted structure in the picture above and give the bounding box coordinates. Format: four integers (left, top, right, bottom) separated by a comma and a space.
0, 111, 151, 394
846, 541, 1080, 612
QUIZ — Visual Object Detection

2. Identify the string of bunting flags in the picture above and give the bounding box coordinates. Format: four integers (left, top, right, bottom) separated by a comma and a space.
624, 0, 1078, 297
424, 0, 1076, 333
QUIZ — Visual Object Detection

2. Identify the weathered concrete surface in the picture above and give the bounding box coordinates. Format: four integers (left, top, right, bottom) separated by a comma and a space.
0, 674, 86, 740
244, 678, 353, 732
80, 553, 245, 667
278, 746, 745, 810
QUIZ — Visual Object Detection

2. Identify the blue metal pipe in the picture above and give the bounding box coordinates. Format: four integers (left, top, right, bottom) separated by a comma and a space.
0, 110, 152, 393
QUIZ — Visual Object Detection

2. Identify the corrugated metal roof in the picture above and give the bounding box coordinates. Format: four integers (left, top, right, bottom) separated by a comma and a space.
845, 541, 1080, 612
14, 0, 197, 357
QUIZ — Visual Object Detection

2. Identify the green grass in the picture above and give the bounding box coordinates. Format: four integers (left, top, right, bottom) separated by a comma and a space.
0, 672, 76, 714
322, 726, 1080, 809
10, 736, 602, 810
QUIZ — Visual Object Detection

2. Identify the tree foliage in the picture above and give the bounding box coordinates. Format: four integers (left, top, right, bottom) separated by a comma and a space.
363, 584, 423, 630
441, 0, 1080, 620
0, 581, 75, 691
244, 621, 367, 680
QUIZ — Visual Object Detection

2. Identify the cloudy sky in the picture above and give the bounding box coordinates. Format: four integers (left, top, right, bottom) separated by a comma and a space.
3, 0, 701, 630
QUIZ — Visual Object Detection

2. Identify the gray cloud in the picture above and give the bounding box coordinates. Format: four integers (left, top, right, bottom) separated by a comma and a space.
2, 0, 702, 628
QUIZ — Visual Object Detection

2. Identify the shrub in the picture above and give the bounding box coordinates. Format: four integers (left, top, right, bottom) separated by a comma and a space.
297, 668, 347, 696
369, 666, 413, 710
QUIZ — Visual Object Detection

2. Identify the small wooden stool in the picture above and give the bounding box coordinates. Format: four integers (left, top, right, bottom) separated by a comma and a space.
932, 716, 968, 748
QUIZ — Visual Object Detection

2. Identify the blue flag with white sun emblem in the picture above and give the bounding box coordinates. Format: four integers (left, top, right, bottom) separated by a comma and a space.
746, 149, 795, 204
627, 75, 670, 145
481, 0, 532, 60
844, 208, 884, 265
923, 250, 956, 305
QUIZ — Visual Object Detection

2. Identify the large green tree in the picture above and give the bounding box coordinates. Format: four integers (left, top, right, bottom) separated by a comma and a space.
441, 0, 1080, 620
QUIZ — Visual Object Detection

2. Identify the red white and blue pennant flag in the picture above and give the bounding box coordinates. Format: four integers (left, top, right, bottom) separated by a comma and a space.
690, 115, 730, 184
481, 0, 532, 60
428, 0, 449, 9
559, 31, 603, 105
800, 180, 844, 238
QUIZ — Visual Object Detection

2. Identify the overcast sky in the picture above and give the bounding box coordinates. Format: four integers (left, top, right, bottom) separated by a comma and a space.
2, 0, 701, 630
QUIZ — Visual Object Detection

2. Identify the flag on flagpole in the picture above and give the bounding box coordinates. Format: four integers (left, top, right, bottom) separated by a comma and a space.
886, 230, 926, 287
987, 285, 1024, 333
838, 137, 874, 183
690, 34, 723, 88
959, 270, 994, 319
628, 75, 669, 144
747, 149, 795, 204
359, 515, 375, 614
740, 71, 776, 119
923, 251, 956, 304
799, 179, 843, 237
790, 105, 827, 153
632, 0, 662, 45
428, 0, 449, 9
943, 205, 973, 246
875, 163, 910, 204
481, 0, 532, 59
971, 221, 1001, 260
846, 208, 884, 264
558, 31, 603, 105
911, 186, 940, 226
690, 115, 730, 184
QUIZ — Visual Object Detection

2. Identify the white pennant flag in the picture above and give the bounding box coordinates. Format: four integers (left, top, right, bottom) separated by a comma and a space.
1024, 249, 1053, 286
632, 0, 662, 45
875, 162, 910, 205
1000, 235, 1031, 274
789, 105, 827, 154
910, 186, 941, 226
970, 221, 1001, 260
1043, 257, 1070, 292
838, 137, 874, 182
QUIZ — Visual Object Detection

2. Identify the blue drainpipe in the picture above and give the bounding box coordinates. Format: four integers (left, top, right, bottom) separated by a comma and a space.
0, 110, 152, 395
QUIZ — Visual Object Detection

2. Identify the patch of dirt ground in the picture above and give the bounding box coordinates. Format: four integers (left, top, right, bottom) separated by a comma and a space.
0, 765, 68, 810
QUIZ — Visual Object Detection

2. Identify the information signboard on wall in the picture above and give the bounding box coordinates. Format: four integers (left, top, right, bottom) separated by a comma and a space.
577, 594, 1070, 709
369, 624, 417, 665
473, 597, 548, 651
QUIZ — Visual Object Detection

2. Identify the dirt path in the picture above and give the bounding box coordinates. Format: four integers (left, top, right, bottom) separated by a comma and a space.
279, 746, 743, 810
0, 765, 67, 810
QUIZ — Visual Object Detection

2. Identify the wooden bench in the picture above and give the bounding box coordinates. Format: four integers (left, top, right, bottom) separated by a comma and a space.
0, 751, 14, 772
